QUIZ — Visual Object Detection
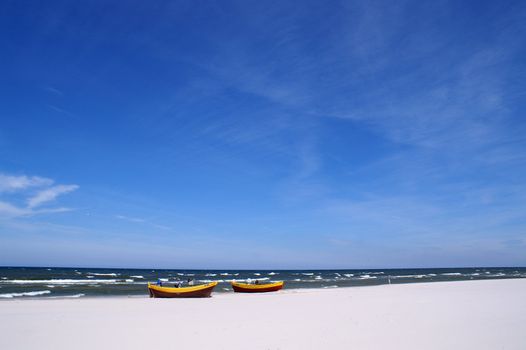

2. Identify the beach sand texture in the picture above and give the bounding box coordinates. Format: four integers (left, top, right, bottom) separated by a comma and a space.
1, 279, 525, 349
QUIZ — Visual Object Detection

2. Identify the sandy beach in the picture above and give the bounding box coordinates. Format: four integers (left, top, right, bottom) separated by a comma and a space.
1, 279, 525, 349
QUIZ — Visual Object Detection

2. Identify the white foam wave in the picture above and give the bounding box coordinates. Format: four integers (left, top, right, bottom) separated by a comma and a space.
130, 275, 144, 279
205, 273, 217, 277
302, 273, 314, 276
0, 279, 129, 285
253, 273, 261, 276
87, 272, 119, 276
344, 274, 354, 277
392, 274, 427, 279
268, 272, 277, 275
63, 293, 85, 298
358, 275, 377, 279
441, 273, 462, 276
220, 273, 230, 276
198, 279, 225, 283
314, 276, 322, 280
0, 290, 51, 298
323, 285, 338, 288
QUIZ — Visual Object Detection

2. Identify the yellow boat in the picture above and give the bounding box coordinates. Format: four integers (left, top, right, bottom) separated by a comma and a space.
231, 281, 284, 293
148, 282, 218, 298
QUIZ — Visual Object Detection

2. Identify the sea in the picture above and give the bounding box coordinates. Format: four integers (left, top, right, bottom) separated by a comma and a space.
0, 266, 524, 299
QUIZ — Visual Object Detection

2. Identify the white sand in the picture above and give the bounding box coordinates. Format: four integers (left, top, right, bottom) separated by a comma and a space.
1, 279, 525, 349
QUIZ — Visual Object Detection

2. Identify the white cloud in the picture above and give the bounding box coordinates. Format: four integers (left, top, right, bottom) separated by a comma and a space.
0, 201, 72, 218
0, 174, 53, 192
0, 201, 29, 217
115, 215, 146, 223
0, 172, 78, 218
27, 185, 79, 209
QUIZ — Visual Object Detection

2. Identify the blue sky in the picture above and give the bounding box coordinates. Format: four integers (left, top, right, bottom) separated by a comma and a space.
1, 0, 525, 269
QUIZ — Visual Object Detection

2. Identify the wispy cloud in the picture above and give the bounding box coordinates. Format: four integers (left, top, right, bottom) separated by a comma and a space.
115, 214, 146, 223
0, 174, 53, 192
115, 214, 174, 231
43, 86, 64, 96
28, 184, 79, 209
0, 173, 78, 218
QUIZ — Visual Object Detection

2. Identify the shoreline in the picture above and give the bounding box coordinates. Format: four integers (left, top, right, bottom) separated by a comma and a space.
1, 278, 525, 349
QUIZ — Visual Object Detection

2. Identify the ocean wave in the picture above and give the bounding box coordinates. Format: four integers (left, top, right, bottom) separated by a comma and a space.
0, 279, 130, 285
220, 273, 230, 276
441, 273, 462, 276
314, 276, 322, 280
48, 293, 85, 299
130, 275, 144, 279
253, 273, 261, 276
268, 272, 277, 275
302, 273, 314, 276
392, 274, 427, 279
358, 275, 377, 279
343, 274, 354, 277
205, 273, 217, 277
198, 279, 225, 283
0, 290, 51, 298
323, 285, 338, 288
87, 272, 119, 276
63, 293, 85, 298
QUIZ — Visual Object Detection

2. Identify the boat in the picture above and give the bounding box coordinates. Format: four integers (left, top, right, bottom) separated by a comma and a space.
148, 281, 218, 298
231, 281, 284, 293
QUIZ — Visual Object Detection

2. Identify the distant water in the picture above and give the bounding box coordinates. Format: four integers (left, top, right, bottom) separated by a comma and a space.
0, 266, 524, 299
